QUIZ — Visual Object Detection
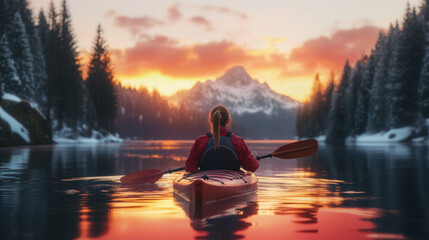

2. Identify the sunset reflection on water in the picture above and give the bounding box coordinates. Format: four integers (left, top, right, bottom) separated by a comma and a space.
1, 140, 427, 239
68, 168, 386, 239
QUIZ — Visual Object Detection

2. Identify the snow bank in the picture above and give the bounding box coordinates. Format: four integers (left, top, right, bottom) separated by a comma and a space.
53, 127, 123, 144
412, 137, 426, 143
315, 135, 326, 142
315, 126, 427, 144
28, 102, 46, 120
354, 127, 413, 143
2, 92, 46, 119
2, 93, 21, 102
0, 106, 30, 142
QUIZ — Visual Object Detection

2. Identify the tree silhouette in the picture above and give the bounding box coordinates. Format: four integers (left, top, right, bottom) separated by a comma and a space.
86, 24, 118, 132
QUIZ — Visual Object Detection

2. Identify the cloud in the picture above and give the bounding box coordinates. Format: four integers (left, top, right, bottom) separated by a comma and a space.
168, 4, 182, 22
189, 16, 213, 31
112, 26, 381, 80
112, 35, 286, 78
107, 11, 164, 35
107, 5, 247, 37
198, 5, 248, 20
284, 25, 381, 77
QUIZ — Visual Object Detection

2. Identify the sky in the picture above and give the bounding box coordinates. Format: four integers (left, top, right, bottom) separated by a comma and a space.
31, 0, 421, 101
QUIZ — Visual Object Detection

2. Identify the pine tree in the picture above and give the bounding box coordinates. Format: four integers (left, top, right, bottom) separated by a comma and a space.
81, 86, 97, 133
37, 9, 50, 114
31, 26, 47, 108
321, 71, 335, 135
367, 26, 400, 132
296, 102, 313, 138
7, 11, 34, 99
46, 0, 61, 124
37, 9, 49, 59
355, 54, 375, 134
11, 0, 45, 103
296, 104, 303, 138
57, 0, 83, 129
419, 21, 429, 119
0, 0, 12, 37
9, 0, 36, 42
86, 24, 118, 132
420, 0, 429, 22
326, 60, 352, 143
0, 34, 20, 96
309, 73, 323, 136
345, 56, 367, 136
390, 6, 424, 128
367, 33, 387, 132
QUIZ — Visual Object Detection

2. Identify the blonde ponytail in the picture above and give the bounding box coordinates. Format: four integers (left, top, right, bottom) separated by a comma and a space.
208, 105, 231, 150
212, 110, 222, 149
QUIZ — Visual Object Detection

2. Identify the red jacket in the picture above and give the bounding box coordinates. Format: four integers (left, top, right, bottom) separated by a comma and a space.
185, 126, 259, 172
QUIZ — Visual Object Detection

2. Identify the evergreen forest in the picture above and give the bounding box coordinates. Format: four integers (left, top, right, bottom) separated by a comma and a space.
297, 2, 429, 143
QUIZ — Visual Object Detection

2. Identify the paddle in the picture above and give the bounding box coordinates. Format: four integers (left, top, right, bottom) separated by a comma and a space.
120, 167, 186, 184
120, 139, 318, 184
256, 139, 318, 160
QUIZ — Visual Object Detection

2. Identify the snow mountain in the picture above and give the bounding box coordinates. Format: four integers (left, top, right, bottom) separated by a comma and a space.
170, 66, 298, 115
170, 66, 299, 139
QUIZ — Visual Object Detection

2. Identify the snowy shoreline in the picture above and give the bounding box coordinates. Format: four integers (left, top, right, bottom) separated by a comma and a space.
315, 126, 428, 144
1, 93, 123, 145
53, 124, 123, 144
53, 131, 123, 144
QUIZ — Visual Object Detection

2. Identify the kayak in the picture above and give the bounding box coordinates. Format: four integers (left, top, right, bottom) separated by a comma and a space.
173, 169, 258, 204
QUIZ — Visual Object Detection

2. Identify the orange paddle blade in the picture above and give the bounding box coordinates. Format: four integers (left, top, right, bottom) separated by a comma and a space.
272, 139, 318, 159
120, 169, 164, 184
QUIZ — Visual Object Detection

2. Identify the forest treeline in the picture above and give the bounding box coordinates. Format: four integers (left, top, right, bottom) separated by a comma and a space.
297, 1, 429, 143
0, 0, 117, 137
116, 84, 210, 139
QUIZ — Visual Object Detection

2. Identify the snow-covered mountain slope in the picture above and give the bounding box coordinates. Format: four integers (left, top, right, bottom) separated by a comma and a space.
169, 66, 299, 116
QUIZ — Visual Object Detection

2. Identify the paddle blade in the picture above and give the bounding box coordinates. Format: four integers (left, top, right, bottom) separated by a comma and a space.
120, 169, 164, 184
272, 139, 318, 159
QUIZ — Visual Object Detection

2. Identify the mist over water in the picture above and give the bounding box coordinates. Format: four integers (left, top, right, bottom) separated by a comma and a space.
0, 141, 428, 239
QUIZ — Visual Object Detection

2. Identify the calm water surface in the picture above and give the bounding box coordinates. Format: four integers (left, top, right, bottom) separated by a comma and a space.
1, 140, 428, 240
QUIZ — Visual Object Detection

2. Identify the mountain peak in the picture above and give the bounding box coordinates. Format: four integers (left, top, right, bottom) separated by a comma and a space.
169, 66, 298, 116
217, 66, 254, 86
225, 66, 247, 74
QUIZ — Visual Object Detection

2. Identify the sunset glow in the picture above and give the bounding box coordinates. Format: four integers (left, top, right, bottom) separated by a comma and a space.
119, 73, 198, 96
31, 0, 421, 101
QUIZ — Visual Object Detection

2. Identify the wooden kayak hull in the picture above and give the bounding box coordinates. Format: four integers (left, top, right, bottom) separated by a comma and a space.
173, 169, 258, 204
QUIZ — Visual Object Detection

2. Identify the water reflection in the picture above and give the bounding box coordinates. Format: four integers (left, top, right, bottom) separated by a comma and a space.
298, 143, 429, 239
0, 144, 121, 240
174, 193, 258, 240
0, 141, 428, 239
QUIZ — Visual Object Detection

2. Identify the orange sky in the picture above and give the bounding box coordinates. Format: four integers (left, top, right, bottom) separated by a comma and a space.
32, 0, 421, 102
112, 25, 381, 101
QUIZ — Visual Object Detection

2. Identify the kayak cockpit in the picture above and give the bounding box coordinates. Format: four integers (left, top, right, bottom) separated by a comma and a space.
173, 169, 258, 204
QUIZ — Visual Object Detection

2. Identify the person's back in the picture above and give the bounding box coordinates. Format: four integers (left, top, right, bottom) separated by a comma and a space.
199, 131, 240, 171
185, 105, 259, 173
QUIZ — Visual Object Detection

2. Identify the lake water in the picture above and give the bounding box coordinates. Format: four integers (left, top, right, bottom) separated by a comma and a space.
1, 140, 428, 240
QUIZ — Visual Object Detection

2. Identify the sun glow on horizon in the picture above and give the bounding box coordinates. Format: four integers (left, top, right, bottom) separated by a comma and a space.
118, 70, 320, 102
118, 73, 199, 96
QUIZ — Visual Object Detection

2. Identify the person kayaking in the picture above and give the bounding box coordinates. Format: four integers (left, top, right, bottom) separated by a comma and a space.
185, 105, 259, 173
